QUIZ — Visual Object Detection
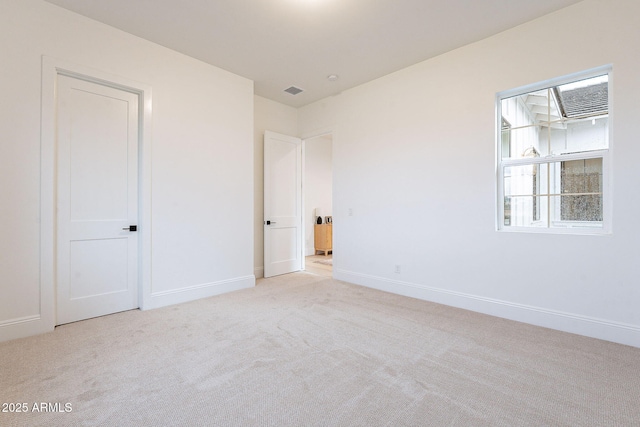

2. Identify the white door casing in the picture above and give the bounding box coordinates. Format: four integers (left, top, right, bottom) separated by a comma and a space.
56, 75, 139, 325
263, 131, 302, 278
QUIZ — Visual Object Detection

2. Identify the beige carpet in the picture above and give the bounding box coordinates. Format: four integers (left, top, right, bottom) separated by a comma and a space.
1, 273, 639, 426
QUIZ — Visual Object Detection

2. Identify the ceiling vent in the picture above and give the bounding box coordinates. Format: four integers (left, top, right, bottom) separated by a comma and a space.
284, 86, 304, 95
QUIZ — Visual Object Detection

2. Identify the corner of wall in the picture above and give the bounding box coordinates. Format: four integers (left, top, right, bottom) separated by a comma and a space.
146, 275, 256, 310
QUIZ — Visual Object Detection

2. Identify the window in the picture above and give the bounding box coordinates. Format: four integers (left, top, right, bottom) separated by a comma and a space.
497, 68, 610, 232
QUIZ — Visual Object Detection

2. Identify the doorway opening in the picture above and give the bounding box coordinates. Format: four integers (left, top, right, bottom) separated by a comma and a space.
303, 134, 333, 277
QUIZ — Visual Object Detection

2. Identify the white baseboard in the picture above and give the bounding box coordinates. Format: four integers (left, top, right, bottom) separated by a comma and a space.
335, 268, 640, 348
0, 315, 52, 343
254, 267, 264, 279
1, 276, 256, 343
147, 275, 255, 309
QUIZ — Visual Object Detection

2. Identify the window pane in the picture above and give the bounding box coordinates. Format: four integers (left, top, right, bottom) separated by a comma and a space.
500, 74, 608, 158
557, 75, 608, 118
504, 196, 547, 228
560, 195, 603, 221
501, 118, 511, 158
504, 164, 542, 197
504, 164, 544, 227
561, 158, 603, 193
549, 116, 608, 154
501, 89, 551, 128
550, 195, 603, 225
501, 125, 548, 159
560, 158, 603, 222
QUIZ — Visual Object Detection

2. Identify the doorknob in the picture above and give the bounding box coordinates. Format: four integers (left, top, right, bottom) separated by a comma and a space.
265, 221, 277, 225
122, 225, 138, 231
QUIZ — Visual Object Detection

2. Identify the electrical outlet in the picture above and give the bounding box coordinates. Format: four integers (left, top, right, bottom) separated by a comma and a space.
395, 265, 401, 274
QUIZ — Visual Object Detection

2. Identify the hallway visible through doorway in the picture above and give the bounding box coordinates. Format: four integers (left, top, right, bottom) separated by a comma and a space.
305, 255, 332, 277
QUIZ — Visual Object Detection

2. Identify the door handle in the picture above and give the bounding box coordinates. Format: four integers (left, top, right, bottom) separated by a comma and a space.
122, 225, 138, 232
265, 221, 277, 225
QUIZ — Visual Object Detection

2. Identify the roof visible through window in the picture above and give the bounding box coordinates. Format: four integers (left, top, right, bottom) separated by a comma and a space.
554, 75, 608, 119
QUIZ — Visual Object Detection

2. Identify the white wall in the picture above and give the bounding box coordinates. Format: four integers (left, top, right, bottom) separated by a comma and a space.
298, 0, 640, 347
304, 135, 333, 255
253, 96, 298, 278
0, 0, 254, 341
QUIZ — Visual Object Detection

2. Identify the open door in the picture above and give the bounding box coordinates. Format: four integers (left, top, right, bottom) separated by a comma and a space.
264, 131, 302, 278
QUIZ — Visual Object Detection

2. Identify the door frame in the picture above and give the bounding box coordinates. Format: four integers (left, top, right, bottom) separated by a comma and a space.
260, 129, 334, 277
40, 56, 153, 330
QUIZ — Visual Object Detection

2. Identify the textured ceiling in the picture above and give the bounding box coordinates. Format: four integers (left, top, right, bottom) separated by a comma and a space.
44, 0, 583, 107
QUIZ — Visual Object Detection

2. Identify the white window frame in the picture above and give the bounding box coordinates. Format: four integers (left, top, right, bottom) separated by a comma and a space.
496, 66, 612, 234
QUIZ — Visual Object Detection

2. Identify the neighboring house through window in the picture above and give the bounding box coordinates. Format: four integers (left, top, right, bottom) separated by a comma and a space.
497, 67, 610, 232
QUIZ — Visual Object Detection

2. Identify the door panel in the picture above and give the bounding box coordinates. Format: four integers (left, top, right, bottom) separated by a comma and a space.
56, 75, 139, 325
69, 239, 129, 299
69, 88, 130, 221
264, 131, 302, 278
271, 227, 299, 261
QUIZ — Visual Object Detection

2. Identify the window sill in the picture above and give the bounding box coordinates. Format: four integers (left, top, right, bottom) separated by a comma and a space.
498, 225, 609, 236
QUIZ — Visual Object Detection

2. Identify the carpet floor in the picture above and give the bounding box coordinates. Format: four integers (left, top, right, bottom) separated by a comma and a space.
1, 273, 639, 426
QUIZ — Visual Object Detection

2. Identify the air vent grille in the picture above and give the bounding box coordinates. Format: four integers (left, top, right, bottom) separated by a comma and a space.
284, 86, 304, 95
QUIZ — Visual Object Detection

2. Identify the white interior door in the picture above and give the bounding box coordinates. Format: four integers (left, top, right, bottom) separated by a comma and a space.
264, 131, 302, 278
56, 74, 139, 325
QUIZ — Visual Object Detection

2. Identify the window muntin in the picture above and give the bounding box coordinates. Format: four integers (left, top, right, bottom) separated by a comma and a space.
497, 70, 610, 232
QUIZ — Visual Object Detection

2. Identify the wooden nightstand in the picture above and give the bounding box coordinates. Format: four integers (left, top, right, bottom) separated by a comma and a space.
314, 224, 332, 256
